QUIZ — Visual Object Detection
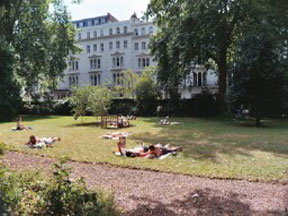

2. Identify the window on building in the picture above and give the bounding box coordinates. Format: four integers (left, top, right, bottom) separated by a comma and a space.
100, 30, 104, 36
123, 40, 128, 49
141, 27, 146, 35
90, 74, 101, 86
87, 45, 90, 53
87, 32, 90, 39
72, 61, 75, 70
75, 61, 79, 70
116, 41, 120, 49
93, 30, 97, 38
138, 58, 141, 68
134, 43, 139, 51
109, 28, 113, 35
113, 73, 116, 84
142, 42, 146, 50
113, 56, 124, 68
134, 28, 138, 36
146, 58, 150, 67
193, 72, 197, 86
198, 72, 202, 86
93, 44, 97, 52
203, 72, 207, 86
91, 20, 95, 26
142, 58, 146, 68
149, 26, 153, 34
124, 26, 128, 33
90, 58, 101, 69
76, 22, 80, 28
78, 33, 81, 40
69, 75, 79, 87
109, 41, 113, 51
100, 43, 104, 51
116, 27, 120, 34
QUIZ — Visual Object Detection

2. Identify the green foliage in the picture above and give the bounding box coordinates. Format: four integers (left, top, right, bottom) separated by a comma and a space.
135, 67, 161, 116
87, 86, 113, 117
119, 69, 139, 98
70, 86, 113, 119
0, 38, 22, 121
0, 162, 118, 215
70, 86, 90, 119
228, 27, 288, 126
0, 0, 80, 95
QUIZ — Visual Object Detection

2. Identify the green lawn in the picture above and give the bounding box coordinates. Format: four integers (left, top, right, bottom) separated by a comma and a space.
1, 116, 288, 182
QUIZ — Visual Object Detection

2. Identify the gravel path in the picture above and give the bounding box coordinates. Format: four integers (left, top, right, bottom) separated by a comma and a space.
1, 151, 288, 216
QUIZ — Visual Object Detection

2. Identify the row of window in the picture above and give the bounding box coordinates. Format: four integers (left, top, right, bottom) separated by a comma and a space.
91, 74, 101, 86
138, 58, 150, 68
68, 61, 79, 71
90, 58, 101, 69
78, 26, 154, 40
86, 41, 148, 53
75, 18, 107, 28
69, 76, 79, 87
86, 40, 129, 53
69, 57, 151, 71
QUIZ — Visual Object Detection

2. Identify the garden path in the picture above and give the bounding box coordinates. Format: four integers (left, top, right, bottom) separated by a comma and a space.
1, 151, 288, 216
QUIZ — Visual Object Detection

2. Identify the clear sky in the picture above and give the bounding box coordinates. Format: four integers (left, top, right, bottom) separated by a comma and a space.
64, 0, 150, 21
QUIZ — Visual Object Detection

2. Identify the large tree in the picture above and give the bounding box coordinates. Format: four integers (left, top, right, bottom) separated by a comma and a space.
147, 0, 287, 112
0, 0, 80, 95
228, 27, 287, 126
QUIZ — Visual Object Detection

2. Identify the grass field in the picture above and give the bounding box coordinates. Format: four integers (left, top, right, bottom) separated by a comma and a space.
1, 116, 288, 182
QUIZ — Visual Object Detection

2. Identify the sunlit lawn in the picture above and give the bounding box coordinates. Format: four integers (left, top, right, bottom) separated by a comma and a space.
1, 116, 288, 182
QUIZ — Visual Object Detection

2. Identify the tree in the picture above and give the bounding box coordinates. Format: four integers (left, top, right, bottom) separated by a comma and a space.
70, 86, 113, 120
120, 69, 139, 98
0, 38, 22, 121
135, 67, 161, 116
0, 0, 80, 95
147, 0, 253, 112
228, 27, 288, 127
70, 86, 90, 120
87, 87, 113, 117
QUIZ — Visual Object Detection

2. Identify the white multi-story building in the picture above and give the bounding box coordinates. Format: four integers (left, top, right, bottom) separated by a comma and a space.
55, 13, 218, 99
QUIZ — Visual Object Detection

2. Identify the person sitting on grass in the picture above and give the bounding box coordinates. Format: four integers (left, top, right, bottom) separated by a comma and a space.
25, 135, 61, 149
160, 116, 170, 125
16, 116, 31, 130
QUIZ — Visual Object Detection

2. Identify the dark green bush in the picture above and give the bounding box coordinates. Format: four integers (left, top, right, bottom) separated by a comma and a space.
0, 162, 118, 216
0, 142, 5, 155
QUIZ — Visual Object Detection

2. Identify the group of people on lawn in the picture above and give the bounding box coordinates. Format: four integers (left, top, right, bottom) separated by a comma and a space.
16, 116, 182, 158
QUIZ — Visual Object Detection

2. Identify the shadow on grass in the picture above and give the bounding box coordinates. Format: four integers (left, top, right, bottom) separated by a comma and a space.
126, 189, 287, 216
65, 121, 102, 128
134, 117, 288, 159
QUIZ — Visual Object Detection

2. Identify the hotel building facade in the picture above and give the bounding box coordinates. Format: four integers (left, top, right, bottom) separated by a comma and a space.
55, 13, 218, 99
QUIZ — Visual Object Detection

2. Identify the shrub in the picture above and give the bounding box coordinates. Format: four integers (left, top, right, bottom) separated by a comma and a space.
0, 162, 118, 216
0, 142, 5, 156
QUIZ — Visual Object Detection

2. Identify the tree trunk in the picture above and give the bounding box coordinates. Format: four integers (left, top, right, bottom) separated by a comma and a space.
218, 60, 227, 114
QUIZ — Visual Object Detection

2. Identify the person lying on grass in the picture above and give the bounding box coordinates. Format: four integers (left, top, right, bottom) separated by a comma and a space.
25, 135, 61, 149
16, 116, 32, 130
138, 144, 182, 158
116, 138, 182, 158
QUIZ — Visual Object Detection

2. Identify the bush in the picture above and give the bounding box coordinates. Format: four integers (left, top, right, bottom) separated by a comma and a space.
0, 162, 118, 216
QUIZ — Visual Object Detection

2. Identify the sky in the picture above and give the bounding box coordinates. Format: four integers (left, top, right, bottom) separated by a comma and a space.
64, 0, 150, 21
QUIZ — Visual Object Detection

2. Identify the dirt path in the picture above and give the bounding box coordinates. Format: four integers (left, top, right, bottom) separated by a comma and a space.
1, 151, 288, 216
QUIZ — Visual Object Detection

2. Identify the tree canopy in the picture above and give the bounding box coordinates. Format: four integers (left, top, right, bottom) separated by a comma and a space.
0, 0, 80, 95
147, 0, 288, 112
